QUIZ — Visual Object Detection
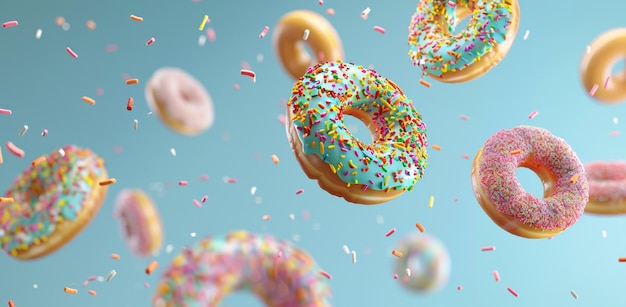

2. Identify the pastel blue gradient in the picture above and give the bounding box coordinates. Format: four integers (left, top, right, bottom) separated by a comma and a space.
0, 1, 626, 306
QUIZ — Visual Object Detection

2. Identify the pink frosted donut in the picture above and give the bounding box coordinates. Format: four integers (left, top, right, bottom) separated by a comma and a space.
584, 161, 626, 214
471, 126, 589, 239
113, 189, 163, 257
145, 67, 214, 136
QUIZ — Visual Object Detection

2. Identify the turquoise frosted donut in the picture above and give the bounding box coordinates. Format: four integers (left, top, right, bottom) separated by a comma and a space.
408, 0, 520, 83
286, 61, 428, 205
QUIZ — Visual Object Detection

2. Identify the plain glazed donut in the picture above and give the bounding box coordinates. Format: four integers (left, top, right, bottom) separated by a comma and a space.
471, 126, 589, 239
113, 189, 163, 257
145, 67, 215, 136
273, 10, 344, 80
153, 230, 332, 307
286, 61, 429, 205
580, 28, 626, 104
408, 0, 520, 83
583, 161, 626, 215
393, 233, 450, 293
0, 145, 109, 260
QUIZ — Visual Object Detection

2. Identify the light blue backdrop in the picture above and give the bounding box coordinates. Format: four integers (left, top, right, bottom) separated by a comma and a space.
1, 0, 626, 306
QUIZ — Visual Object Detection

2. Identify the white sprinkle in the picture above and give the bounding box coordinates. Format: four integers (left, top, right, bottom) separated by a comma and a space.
292, 234, 300, 242
523, 30, 529, 40
170, 148, 176, 156
602, 230, 607, 238
58, 148, 65, 156
36, 29, 42, 39
33, 283, 38, 289
198, 35, 206, 46
133, 119, 138, 130
165, 244, 174, 254
613, 117, 619, 125
256, 53, 264, 62
190, 232, 196, 237
0, 229, 4, 236
303, 29, 310, 40
250, 186, 257, 195
289, 213, 295, 220
351, 251, 357, 264
62, 23, 70, 31
571, 290, 578, 299
19, 125, 28, 136
406, 268, 411, 277
106, 270, 116, 282
96, 276, 104, 282
361, 7, 371, 16
586, 45, 591, 54
376, 216, 384, 224
342, 245, 350, 255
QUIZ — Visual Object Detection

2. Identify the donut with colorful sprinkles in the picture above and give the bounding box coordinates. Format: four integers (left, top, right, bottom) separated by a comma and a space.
286, 61, 428, 205
0, 145, 109, 260
471, 126, 589, 239
152, 230, 332, 307
583, 161, 626, 215
408, 0, 520, 83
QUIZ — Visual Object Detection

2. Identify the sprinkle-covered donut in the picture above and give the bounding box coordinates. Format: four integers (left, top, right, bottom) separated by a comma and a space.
273, 10, 344, 80
286, 61, 428, 205
584, 161, 626, 215
145, 67, 215, 136
113, 189, 163, 257
393, 233, 451, 293
0, 145, 109, 260
408, 0, 520, 83
153, 230, 332, 307
471, 126, 589, 239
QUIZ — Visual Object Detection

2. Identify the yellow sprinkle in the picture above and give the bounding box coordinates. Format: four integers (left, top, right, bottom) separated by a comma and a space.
428, 195, 434, 208
199, 15, 209, 30
348, 160, 357, 168
320, 142, 325, 155
329, 164, 337, 174
384, 176, 390, 187
570, 173, 580, 184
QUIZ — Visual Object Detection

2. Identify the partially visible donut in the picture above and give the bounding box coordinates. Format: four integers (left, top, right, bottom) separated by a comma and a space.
113, 189, 163, 257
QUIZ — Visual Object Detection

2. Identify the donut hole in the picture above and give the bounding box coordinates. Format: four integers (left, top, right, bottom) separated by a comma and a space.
445, 7, 473, 36
297, 41, 315, 63
343, 114, 374, 144
221, 291, 265, 306
609, 58, 626, 77
515, 167, 544, 198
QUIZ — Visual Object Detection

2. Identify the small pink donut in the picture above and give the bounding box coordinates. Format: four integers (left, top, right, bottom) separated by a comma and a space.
145, 67, 214, 136
471, 126, 589, 239
113, 189, 163, 257
584, 161, 626, 215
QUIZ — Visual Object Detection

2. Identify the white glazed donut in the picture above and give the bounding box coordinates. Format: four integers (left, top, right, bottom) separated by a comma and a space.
145, 67, 215, 136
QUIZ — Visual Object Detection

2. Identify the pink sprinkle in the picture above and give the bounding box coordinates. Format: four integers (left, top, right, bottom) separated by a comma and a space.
507, 287, 519, 297
0, 108, 12, 115
302, 210, 310, 220
319, 271, 332, 279
459, 115, 469, 120
66, 47, 78, 58
96, 88, 104, 96
610, 130, 620, 137
201, 195, 208, 202
6, 141, 24, 158
41, 129, 48, 136
318, 51, 325, 62
589, 84, 599, 96
233, 84, 240, 90
2, 21, 18, 28
241, 61, 251, 70
259, 26, 269, 38
227, 178, 237, 183
113, 145, 123, 153
461, 154, 469, 159
262, 215, 270, 221
604, 76, 610, 88
178, 181, 188, 186
393, 274, 398, 279
493, 270, 500, 282
448, 1, 457, 7
206, 28, 216, 42
528, 110, 539, 119
277, 114, 286, 125
295, 189, 304, 195
385, 228, 396, 237
146, 37, 156, 46
319, 0, 323, 4
199, 174, 209, 181
82, 281, 88, 286
481, 246, 495, 252
373, 26, 386, 34
457, 285, 463, 291
87, 276, 97, 281
105, 44, 118, 52
144, 282, 150, 288
193, 199, 202, 208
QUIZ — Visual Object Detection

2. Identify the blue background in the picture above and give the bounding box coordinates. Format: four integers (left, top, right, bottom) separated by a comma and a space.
1, 0, 626, 306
